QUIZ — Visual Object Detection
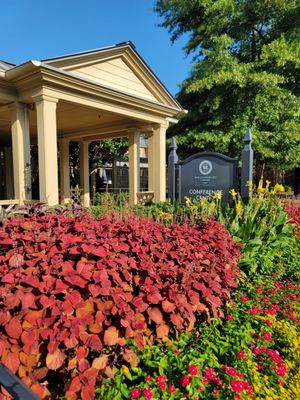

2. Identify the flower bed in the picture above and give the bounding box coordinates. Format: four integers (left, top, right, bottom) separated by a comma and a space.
0, 212, 239, 399
99, 278, 300, 399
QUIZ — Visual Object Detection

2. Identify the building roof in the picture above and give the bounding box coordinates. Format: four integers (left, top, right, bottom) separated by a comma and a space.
0, 60, 14, 72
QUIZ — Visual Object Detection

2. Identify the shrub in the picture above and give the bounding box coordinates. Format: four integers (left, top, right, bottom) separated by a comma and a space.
285, 202, 300, 238
0, 213, 239, 399
98, 278, 300, 399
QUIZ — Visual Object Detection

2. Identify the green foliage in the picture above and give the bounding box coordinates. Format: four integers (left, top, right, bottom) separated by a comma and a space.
96, 277, 300, 399
155, 0, 300, 170
218, 189, 300, 279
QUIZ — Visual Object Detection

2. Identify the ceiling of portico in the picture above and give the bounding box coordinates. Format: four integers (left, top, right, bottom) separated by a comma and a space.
0, 99, 153, 145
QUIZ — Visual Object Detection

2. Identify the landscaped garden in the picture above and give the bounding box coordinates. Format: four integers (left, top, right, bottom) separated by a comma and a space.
0, 184, 299, 399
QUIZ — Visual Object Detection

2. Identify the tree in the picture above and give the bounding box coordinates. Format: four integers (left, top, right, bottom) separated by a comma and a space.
155, 0, 300, 185
69, 138, 128, 187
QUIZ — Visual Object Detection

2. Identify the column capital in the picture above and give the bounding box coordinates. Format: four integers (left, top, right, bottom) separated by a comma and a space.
147, 121, 169, 137
8, 102, 31, 111
32, 94, 59, 104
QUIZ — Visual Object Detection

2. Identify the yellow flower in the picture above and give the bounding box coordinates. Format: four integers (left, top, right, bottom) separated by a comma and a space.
229, 188, 237, 198
184, 196, 192, 205
235, 200, 243, 216
214, 191, 222, 201
246, 181, 253, 188
257, 186, 265, 194
265, 180, 271, 189
121, 365, 129, 374
273, 183, 285, 193
200, 197, 207, 205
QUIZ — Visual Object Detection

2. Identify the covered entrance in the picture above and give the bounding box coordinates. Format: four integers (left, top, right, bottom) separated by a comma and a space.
0, 42, 183, 206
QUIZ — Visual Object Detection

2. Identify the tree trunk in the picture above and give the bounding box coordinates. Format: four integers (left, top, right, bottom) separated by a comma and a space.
294, 168, 300, 195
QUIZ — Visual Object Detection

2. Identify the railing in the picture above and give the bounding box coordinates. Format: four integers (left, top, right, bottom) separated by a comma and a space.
0, 199, 20, 211
70, 188, 84, 205
276, 192, 300, 203
136, 191, 154, 205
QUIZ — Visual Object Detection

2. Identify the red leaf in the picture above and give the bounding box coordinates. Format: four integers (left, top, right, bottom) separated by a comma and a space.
77, 346, 89, 360
87, 334, 103, 351
46, 348, 65, 370
5, 318, 22, 339
92, 355, 108, 370
78, 358, 90, 372
82, 385, 95, 400
170, 313, 184, 329
30, 383, 50, 399
162, 299, 176, 313
131, 296, 148, 312
1, 273, 15, 283
82, 244, 106, 257
64, 274, 87, 288
156, 324, 170, 338
148, 307, 163, 324
21, 292, 35, 309
2, 352, 20, 373
9, 253, 24, 268
104, 326, 119, 346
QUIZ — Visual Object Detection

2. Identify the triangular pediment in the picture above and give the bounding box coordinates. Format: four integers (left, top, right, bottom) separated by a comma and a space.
44, 43, 182, 110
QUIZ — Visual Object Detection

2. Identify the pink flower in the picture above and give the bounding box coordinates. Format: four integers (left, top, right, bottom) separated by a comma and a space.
275, 363, 288, 378
131, 388, 141, 399
227, 367, 237, 377
181, 375, 191, 386
265, 319, 272, 326
240, 296, 250, 302
263, 332, 272, 341
168, 385, 176, 393
237, 351, 245, 359
175, 349, 180, 354
188, 364, 198, 375
155, 375, 166, 383
212, 389, 219, 395
143, 387, 153, 400
158, 381, 166, 390
231, 380, 244, 392
145, 375, 152, 382
227, 314, 234, 320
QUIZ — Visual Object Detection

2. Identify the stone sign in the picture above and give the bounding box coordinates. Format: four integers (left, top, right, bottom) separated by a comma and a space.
168, 129, 253, 204
177, 152, 238, 204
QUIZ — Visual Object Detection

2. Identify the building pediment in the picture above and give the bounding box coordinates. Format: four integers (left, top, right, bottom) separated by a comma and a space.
43, 42, 181, 109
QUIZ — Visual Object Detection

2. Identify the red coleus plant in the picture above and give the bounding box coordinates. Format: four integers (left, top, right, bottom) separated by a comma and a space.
0, 212, 240, 399
285, 202, 300, 237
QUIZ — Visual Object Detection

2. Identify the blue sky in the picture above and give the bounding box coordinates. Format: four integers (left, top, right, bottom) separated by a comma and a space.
0, 0, 193, 96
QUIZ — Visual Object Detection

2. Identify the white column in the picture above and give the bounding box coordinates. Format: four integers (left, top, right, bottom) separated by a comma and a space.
59, 139, 70, 204
11, 103, 31, 203
35, 95, 59, 205
147, 132, 154, 192
148, 123, 168, 203
79, 141, 90, 207
128, 131, 140, 205
4, 147, 14, 199
23, 108, 32, 199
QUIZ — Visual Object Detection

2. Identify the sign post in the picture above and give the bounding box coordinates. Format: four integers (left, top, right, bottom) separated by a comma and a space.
177, 152, 238, 204
167, 128, 253, 205
167, 137, 178, 202
241, 128, 253, 203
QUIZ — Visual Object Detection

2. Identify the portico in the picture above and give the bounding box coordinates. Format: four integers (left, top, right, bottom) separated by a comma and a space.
0, 42, 183, 206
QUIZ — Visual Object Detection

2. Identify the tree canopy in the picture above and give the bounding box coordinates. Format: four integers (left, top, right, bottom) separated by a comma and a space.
155, 0, 300, 171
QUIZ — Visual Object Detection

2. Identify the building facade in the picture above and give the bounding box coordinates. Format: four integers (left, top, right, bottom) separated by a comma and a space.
0, 42, 183, 206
